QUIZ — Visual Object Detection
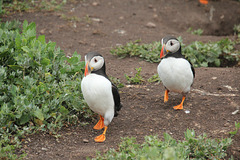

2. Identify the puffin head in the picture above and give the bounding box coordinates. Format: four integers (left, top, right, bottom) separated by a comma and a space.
160, 36, 180, 58
84, 52, 105, 76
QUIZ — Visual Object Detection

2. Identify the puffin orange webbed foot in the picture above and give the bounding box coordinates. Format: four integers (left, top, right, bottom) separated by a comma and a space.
173, 104, 183, 110
173, 96, 185, 110
94, 134, 106, 142
93, 115, 104, 130
94, 126, 108, 143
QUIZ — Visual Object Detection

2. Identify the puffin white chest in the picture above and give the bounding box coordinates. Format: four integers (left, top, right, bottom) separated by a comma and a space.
81, 74, 114, 116
157, 57, 194, 94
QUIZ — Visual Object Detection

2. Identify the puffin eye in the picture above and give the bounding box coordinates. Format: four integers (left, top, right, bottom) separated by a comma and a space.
94, 58, 98, 63
170, 41, 173, 46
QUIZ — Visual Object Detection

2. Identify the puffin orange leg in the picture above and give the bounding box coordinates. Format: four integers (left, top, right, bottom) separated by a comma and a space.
94, 126, 108, 143
164, 90, 169, 102
173, 96, 185, 110
93, 115, 104, 130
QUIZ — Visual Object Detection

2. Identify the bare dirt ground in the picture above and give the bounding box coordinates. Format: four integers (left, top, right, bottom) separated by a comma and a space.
2, 0, 240, 159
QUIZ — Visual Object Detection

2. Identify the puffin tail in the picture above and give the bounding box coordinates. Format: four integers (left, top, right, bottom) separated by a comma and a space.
114, 103, 123, 117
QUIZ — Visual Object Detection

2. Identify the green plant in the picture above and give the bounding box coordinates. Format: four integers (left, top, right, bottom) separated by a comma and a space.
1, 0, 67, 15
187, 27, 204, 36
60, 14, 81, 22
229, 122, 240, 136
109, 76, 124, 88
125, 67, 145, 84
0, 20, 91, 158
182, 38, 239, 67
92, 129, 232, 160
110, 40, 162, 63
148, 74, 161, 83
110, 38, 239, 67
233, 24, 240, 41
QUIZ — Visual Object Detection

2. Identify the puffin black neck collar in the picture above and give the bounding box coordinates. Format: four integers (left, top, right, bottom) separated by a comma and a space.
164, 46, 185, 59
91, 63, 109, 79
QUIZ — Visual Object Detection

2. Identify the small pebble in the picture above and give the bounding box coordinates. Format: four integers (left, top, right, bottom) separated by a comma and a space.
146, 22, 156, 28
185, 110, 190, 114
41, 147, 48, 151
83, 139, 89, 143
232, 110, 239, 115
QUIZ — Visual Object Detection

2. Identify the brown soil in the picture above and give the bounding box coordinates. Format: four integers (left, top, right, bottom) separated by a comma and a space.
2, 0, 240, 159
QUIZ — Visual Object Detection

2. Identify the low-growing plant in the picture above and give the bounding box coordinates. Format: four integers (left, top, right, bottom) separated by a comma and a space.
125, 67, 145, 84
187, 27, 204, 36
110, 38, 239, 67
0, 20, 91, 158
109, 76, 124, 88
92, 129, 232, 160
1, 0, 67, 15
110, 40, 162, 63
229, 122, 240, 136
148, 74, 161, 83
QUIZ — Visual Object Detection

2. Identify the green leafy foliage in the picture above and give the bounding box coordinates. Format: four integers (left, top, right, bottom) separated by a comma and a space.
109, 76, 124, 88
148, 74, 161, 83
110, 38, 239, 67
92, 129, 232, 160
0, 20, 90, 158
110, 40, 162, 63
181, 38, 239, 67
233, 24, 240, 41
1, 0, 67, 15
187, 27, 204, 36
229, 122, 240, 136
125, 67, 145, 84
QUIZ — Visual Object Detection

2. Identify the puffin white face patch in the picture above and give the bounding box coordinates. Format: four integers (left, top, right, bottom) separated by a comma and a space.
89, 56, 104, 71
165, 39, 180, 53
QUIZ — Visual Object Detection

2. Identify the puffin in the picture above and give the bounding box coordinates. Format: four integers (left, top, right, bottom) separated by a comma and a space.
157, 36, 195, 110
81, 52, 122, 142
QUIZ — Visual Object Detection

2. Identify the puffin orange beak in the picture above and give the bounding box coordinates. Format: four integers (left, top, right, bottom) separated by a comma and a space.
84, 62, 89, 76
160, 45, 165, 58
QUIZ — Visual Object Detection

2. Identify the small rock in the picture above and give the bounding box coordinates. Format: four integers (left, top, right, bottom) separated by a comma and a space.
90, 43, 96, 47
232, 110, 239, 115
119, 16, 124, 20
92, 30, 101, 35
41, 147, 48, 151
92, 2, 99, 6
153, 14, 158, 18
185, 110, 190, 114
224, 123, 230, 127
83, 139, 89, 143
148, 4, 153, 9
92, 18, 102, 22
40, 29, 45, 34
146, 22, 156, 28
113, 29, 126, 35
211, 77, 217, 80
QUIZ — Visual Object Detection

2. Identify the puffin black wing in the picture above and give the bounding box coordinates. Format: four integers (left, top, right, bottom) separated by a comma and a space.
191, 64, 195, 78
112, 83, 122, 117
